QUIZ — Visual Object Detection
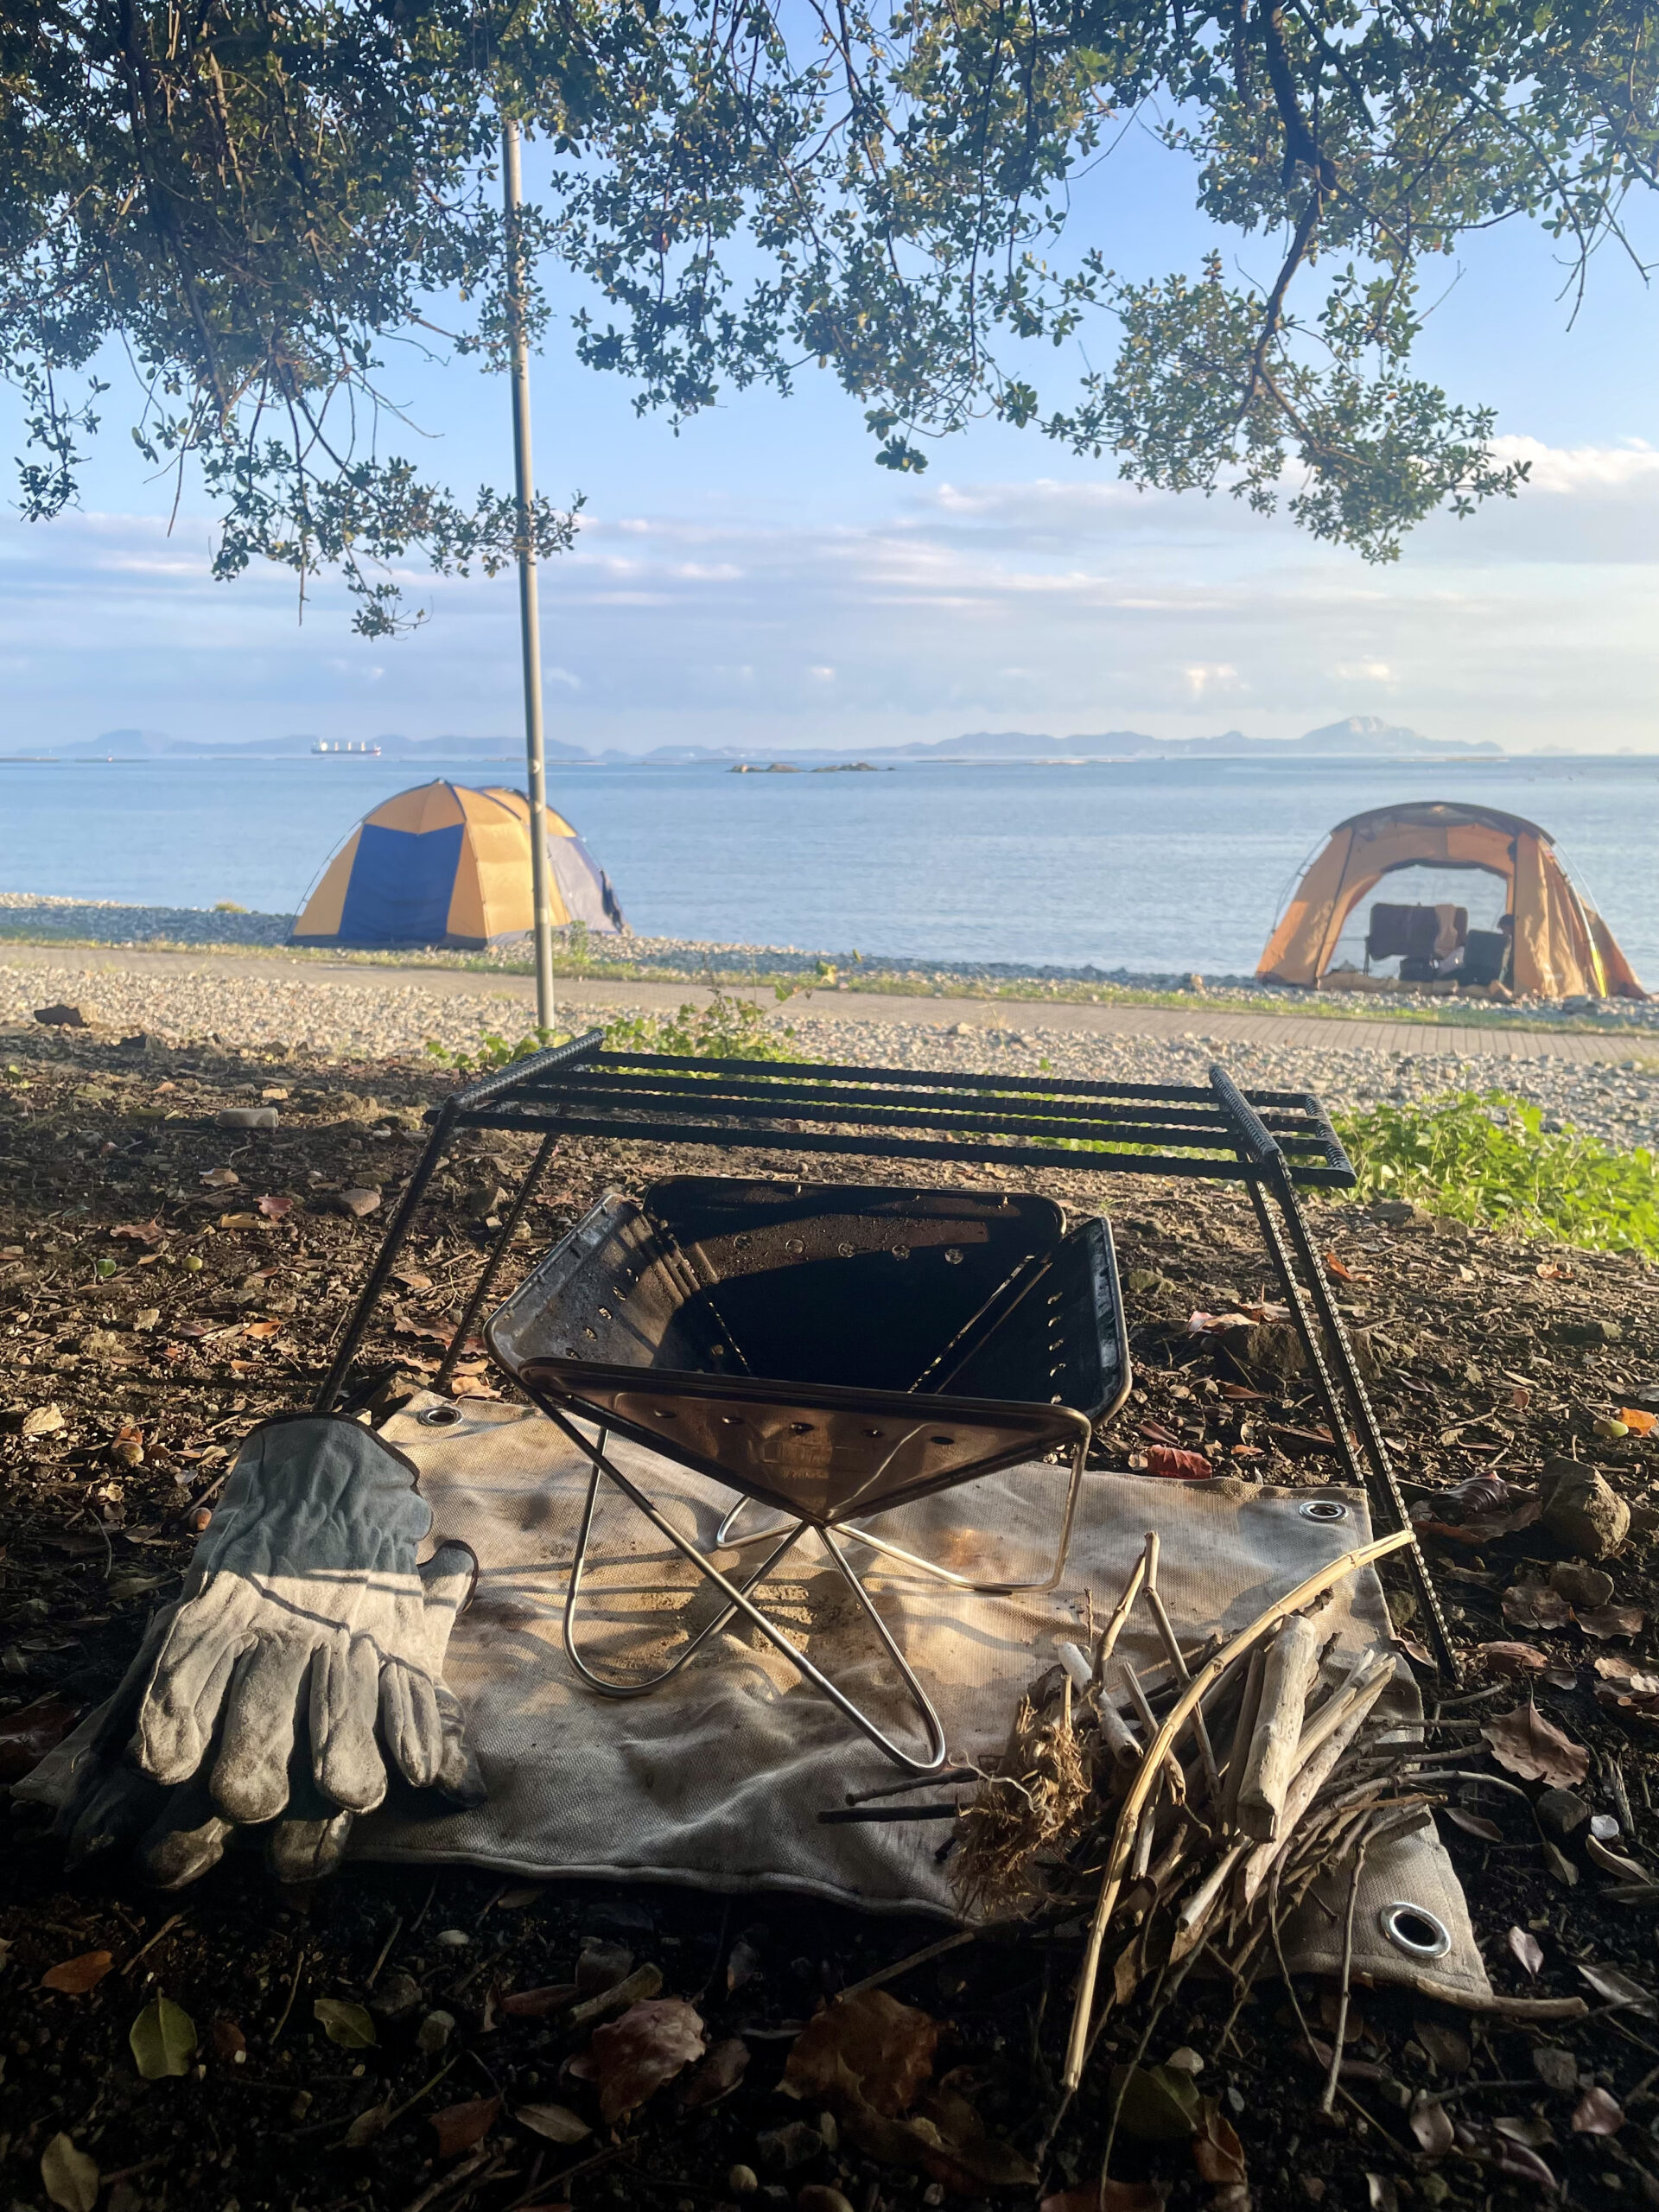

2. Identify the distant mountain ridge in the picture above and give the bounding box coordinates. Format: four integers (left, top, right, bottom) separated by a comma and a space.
65, 713, 1501, 763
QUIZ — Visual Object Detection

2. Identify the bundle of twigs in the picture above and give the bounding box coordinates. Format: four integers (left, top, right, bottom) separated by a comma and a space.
954, 1525, 1446, 2118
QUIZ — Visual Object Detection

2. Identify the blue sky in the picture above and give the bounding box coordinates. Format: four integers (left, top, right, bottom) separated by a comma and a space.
1, 125, 1655, 755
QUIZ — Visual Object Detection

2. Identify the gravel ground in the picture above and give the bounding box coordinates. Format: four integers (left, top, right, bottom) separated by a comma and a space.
4, 955, 1658, 1150
4, 893, 1657, 1030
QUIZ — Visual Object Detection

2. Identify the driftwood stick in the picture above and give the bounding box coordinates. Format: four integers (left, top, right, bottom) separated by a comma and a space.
1237, 1613, 1322, 1841
1142, 1555, 1224, 1808
1319, 1820, 1374, 2114
1096, 1696, 1144, 1772
1169, 1839, 1249, 1966
1061, 1525, 1415, 2094
1117, 1662, 1186, 1805
1240, 1668, 1395, 1909
1090, 1541, 1152, 1688
1058, 1640, 1143, 1773
1292, 1648, 1397, 1774
1221, 1643, 1267, 1834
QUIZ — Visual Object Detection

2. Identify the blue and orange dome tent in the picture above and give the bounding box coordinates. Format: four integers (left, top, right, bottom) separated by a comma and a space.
289, 780, 626, 950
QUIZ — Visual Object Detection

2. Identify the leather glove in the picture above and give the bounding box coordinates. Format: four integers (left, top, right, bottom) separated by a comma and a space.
56, 1414, 483, 1887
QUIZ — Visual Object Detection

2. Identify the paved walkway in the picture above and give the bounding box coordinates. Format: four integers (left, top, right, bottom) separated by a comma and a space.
0, 939, 1648, 1063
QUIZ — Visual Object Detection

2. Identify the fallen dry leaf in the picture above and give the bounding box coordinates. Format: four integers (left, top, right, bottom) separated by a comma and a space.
677, 2036, 749, 2110
1192, 2101, 1247, 2184
110, 1219, 166, 1247
1493, 2114, 1557, 2151
313, 1999, 376, 2049
1578, 1604, 1645, 1640
1482, 1702, 1590, 1789
513, 2101, 590, 2145
0, 1694, 79, 1782
1408, 2097, 1455, 2156
781, 1990, 938, 2119
211, 2019, 246, 2062
344, 2101, 392, 2149
1586, 1834, 1651, 1883
573, 1999, 705, 2125
1478, 1642, 1549, 1678
1322, 1252, 1354, 1283
39, 2134, 99, 2212
1502, 1584, 1574, 1631
1619, 1408, 1657, 1435
1577, 1961, 1657, 2017
1508, 1926, 1545, 1978
257, 1193, 293, 1220
1442, 1807, 1503, 1843
40, 1951, 113, 1995
1144, 1446, 1212, 1481
199, 1166, 239, 1188
1571, 2085, 1624, 2136
129, 1994, 196, 2079
430, 2096, 502, 2158
850, 2084, 1039, 2193
1414, 2021, 1471, 2075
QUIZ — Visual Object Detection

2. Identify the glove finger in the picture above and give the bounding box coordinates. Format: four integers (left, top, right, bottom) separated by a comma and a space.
380, 1661, 442, 1790
311, 1634, 386, 1814
136, 1593, 247, 1784
138, 1777, 235, 1891
210, 1640, 314, 1823
434, 1682, 486, 1806
268, 1810, 354, 1885
79, 1600, 183, 1764
416, 1541, 478, 1669
58, 1760, 168, 1865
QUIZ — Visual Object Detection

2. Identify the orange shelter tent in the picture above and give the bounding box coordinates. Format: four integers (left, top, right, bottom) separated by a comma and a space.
290, 779, 626, 950
1257, 800, 1643, 1000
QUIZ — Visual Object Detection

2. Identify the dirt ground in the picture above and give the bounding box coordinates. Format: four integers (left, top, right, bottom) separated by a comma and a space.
3, 1027, 1659, 2212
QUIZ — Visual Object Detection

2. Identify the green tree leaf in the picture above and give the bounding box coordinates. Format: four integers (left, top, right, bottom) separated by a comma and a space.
314, 1997, 378, 2049
129, 1994, 198, 2080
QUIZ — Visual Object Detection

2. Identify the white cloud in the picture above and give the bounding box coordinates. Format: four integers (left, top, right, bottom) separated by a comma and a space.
1184, 664, 1241, 700
1, 435, 1656, 752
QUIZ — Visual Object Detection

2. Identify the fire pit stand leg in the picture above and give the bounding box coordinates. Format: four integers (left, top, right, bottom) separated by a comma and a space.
1208, 1065, 1459, 1682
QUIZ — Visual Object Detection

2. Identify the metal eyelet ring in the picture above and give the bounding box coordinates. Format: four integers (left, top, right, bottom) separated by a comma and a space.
418, 1403, 465, 1427
1300, 1499, 1349, 1522
1379, 1903, 1451, 1960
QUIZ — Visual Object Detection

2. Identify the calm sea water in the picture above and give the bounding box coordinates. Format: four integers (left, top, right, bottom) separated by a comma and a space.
2, 754, 1656, 980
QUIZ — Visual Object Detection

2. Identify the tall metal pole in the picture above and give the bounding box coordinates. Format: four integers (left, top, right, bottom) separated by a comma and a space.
502, 116, 556, 1034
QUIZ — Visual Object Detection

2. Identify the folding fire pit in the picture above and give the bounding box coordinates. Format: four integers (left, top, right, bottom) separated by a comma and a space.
477, 1176, 1128, 1765
315, 1036, 1456, 1769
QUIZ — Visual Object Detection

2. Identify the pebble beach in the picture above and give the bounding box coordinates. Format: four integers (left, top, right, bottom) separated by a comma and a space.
3, 938, 1656, 1152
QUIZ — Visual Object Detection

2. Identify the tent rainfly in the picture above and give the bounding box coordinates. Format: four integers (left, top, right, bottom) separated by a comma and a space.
289, 779, 626, 950
1257, 800, 1643, 1000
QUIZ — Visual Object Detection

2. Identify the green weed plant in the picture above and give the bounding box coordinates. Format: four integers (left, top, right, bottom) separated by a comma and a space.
426, 983, 798, 1077
1335, 1090, 1659, 1259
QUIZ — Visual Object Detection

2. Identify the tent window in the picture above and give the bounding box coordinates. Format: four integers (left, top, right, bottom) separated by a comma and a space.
1329, 864, 1510, 979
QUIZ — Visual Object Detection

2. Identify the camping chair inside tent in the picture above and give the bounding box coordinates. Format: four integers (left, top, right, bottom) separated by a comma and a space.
1363, 902, 1467, 980
485, 1176, 1130, 1770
